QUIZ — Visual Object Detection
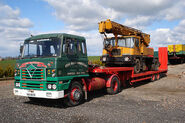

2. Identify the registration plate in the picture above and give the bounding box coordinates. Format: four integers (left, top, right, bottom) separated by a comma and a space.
27, 93, 35, 97
27, 90, 35, 97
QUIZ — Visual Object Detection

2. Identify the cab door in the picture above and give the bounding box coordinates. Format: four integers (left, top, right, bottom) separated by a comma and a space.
134, 37, 140, 55
60, 37, 78, 76
76, 39, 88, 75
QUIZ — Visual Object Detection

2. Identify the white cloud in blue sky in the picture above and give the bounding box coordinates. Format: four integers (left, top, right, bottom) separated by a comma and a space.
0, 3, 33, 57
0, 0, 185, 57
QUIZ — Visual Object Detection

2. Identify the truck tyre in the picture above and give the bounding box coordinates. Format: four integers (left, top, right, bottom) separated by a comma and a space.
107, 76, 120, 95
64, 81, 84, 107
155, 74, 160, 80
134, 59, 141, 74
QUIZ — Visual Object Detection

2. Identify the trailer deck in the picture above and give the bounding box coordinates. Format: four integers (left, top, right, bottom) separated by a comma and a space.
89, 47, 168, 85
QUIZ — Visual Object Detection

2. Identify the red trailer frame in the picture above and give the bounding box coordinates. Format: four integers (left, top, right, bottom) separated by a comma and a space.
87, 47, 168, 92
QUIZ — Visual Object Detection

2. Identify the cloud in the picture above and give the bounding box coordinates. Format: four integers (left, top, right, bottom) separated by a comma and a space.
0, 4, 33, 57
150, 19, 185, 50
1, 0, 184, 57
99, 0, 175, 16
44, 0, 120, 31
45, 0, 185, 31
44, 0, 185, 54
163, 1, 185, 21
123, 16, 155, 29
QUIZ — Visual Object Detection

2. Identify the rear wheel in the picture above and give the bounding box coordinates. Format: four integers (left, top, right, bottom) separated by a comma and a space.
134, 59, 141, 74
64, 81, 84, 107
155, 74, 160, 80
150, 74, 156, 82
107, 76, 120, 94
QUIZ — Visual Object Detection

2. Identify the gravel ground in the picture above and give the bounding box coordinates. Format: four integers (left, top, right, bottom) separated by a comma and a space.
0, 64, 185, 123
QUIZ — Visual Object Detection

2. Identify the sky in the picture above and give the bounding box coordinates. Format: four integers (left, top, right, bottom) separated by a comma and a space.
0, 0, 185, 57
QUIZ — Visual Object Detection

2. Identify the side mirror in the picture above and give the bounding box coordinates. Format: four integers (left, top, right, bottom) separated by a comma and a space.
20, 44, 24, 54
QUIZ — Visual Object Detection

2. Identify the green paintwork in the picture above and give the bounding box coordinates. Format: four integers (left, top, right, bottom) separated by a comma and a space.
25, 33, 85, 42
154, 51, 158, 58
168, 51, 185, 56
14, 33, 89, 92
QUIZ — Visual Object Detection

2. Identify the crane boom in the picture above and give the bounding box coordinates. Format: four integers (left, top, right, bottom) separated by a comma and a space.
99, 19, 150, 47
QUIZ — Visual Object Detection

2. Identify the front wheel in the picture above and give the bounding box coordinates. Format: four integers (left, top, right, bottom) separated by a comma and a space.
107, 76, 120, 95
64, 81, 84, 107
134, 59, 141, 74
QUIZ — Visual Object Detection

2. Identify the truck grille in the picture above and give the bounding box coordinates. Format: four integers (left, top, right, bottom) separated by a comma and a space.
21, 68, 46, 80
111, 49, 121, 56
21, 82, 44, 90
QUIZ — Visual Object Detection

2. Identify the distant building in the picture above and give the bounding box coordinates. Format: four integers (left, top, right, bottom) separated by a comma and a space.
0, 57, 2, 61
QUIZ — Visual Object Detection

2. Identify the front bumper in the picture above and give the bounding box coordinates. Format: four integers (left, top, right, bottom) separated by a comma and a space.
13, 88, 64, 99
101, 55, 134, 65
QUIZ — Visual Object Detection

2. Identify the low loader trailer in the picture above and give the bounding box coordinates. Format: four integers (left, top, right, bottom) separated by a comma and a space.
14, 33, 168, 106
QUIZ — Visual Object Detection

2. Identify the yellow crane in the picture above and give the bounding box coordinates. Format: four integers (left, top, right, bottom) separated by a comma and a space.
99, 19, 159, 73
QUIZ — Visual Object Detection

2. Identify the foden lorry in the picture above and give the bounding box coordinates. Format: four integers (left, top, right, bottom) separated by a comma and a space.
14, 33, 167, 106
99, 19, 159, 73
168, 44, 185, 64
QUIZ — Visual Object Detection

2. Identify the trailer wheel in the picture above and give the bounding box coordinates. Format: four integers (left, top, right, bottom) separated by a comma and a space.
64, 81, 84, 107
134, 59, 141, 74
150, 74, 156, 82
107, 76, 120, 95
155, 74, 160, 80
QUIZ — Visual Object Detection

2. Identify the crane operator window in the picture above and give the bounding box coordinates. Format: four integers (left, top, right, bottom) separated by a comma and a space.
117, 37, 135, 48
104, 38, 115, 47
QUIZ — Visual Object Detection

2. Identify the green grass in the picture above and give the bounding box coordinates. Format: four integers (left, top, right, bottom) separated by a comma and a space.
0, 56, 101, 70
88, 56, 100, 62
0, 60, 16, 70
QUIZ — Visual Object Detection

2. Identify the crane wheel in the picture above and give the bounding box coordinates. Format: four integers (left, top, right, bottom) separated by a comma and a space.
134, 59, 141, 74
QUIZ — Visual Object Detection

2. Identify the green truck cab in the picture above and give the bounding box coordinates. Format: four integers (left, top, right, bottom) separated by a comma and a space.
14, 33, 89, 104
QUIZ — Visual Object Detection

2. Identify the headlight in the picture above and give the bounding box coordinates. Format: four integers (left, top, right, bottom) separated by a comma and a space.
102, 57, 106, 61
47, 84, 57, 90
52, 73, 56, 77
124, 57, 129, 61
52, 84, 57, 89
47, 84, 52, 89
15, 83, 20, 87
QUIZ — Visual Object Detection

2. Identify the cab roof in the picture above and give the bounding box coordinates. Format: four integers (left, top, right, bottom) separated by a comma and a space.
25, 33, 85, 41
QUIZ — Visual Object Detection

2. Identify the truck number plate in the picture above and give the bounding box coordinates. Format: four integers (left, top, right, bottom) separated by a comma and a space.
27, 93, 35, 97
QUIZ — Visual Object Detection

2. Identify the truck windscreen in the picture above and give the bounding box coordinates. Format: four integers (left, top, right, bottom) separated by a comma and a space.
22, 38, 61, 58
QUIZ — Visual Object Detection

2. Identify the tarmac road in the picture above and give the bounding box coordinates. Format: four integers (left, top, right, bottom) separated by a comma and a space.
0, 64, 185, 123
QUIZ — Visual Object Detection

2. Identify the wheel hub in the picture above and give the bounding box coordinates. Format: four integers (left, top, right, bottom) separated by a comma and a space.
71, 89, 81, 101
